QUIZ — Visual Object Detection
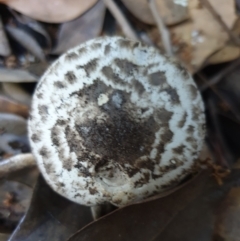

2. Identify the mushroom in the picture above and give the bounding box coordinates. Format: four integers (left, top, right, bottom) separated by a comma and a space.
28, 36, 206, 207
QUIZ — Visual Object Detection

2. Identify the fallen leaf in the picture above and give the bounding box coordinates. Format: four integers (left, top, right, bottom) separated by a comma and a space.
67, 169, 240, 241
9, 175, 93, 241
171, 0, 237, 72
206, 16, 240, 64
0, 68, 37, 82
121, 0, 189, 25
6, 25, 46, 61
0, 0, 98, 23
0, 17, 11, 56
52, 0, 105, 54
214, 187, 240, 241
206, 45, 240, 64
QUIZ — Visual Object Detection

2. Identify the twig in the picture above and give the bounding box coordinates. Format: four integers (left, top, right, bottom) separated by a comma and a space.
201, 57, 240, 90
0, 153, 36, 178
148, 0, 173, 56
200, 0, 240, 45
103, 0, 138, 41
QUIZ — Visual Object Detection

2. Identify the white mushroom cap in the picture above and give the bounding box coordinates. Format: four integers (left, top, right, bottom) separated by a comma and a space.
28, 36, 206, 206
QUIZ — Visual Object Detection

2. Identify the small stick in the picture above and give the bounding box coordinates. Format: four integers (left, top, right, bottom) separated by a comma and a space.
200, 0, 240, 45
103, 0, 139, 41
0, 153, 36, 177
148, 0, 173, 56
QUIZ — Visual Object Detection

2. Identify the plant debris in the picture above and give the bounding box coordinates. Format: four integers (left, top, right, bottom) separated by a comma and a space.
0, 0, 240, 240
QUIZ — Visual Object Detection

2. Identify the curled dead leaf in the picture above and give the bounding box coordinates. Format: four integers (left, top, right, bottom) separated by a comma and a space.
121, 0, 189, 25
0, 0, 98, 23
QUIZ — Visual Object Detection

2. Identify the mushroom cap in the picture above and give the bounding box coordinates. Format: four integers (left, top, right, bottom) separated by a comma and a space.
28, 36, 206, 206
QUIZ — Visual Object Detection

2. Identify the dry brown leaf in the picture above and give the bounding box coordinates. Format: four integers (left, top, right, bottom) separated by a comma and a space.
52, 0, 105, 54
171, 0, 237, 73
207, 45, 240, 64
0, 0, 98, 23
214, 187, 240, 241
121, 0, 189, 25
207, 17, 240, 64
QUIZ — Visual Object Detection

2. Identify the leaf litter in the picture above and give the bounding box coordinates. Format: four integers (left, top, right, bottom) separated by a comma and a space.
52, 0, 105, 54
121, 0, 189, 25
0, 0, 98, 23
0, 180, 32, 233
0, 0, 240, 240
68, 169, 240, 241
8, 176, 93, 241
